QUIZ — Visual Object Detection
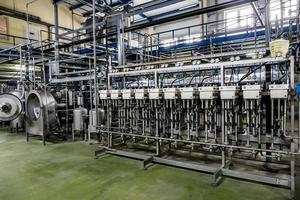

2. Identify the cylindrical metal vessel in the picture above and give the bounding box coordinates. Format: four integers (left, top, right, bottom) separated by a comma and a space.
89, 108, 105, 126
0, 93, 23, 122
73, 107, 88, 131
26, 90, 57, 136
9, 90, 24, 131
77, 96, 83, 106
26, 90, 56, 124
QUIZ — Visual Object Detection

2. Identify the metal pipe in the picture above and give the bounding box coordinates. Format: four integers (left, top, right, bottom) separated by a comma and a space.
99, 129, 298, 155
246, 100, 250, 146
205, 100, 208, 142
271, 99, 274, 149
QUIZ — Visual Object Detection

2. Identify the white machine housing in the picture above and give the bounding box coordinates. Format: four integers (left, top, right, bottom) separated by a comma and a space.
219, 86, 240, 100
179, 87, 199, 99
148, 88, 163, 100
163, 88, 180, 99
122, 89, 134, 99
198, 87, 219, 100
110, 90, 122, 99
99, 90, 110, 99
134, 89, 149, 99
269, 84, 289, 99
242, 85, 262, 99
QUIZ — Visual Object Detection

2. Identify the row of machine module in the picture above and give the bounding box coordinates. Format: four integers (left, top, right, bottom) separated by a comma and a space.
98, 84, 289, 100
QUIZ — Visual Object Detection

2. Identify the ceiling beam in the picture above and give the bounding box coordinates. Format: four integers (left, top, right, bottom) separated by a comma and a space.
70, 3, 85, 10
127, 0, 185, 17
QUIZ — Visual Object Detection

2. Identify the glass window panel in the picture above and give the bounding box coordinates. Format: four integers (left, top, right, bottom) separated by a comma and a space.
270, 0, 298, 20
270, 0, 281, 20
225, 6, 253, 29
225, 11, 238, 29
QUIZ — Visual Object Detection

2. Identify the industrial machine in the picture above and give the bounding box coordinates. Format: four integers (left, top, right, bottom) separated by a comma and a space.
72, 95, 88, 141
95, 54, 299, 197
9, 90, 25, 133
26, 90, 57, 145
0, 93, 23, 123
0, 0, 299, 198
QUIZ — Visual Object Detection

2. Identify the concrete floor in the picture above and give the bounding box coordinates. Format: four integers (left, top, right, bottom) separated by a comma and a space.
0, 129, 290, 200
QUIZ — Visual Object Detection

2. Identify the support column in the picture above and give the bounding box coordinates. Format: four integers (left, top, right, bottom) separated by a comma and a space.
92, 0, 99, 127
117, 15, 125, 66
52, 2, 60, 75
264, 0, 271, 46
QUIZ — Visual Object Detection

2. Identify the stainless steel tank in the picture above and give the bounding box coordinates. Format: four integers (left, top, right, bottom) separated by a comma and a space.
26, 90, 57, 136
91, 108, 105, 126
73, 107, 88, 131
88, 108, 105, 133
9, 90, 24, 132
87, 108, 105, 143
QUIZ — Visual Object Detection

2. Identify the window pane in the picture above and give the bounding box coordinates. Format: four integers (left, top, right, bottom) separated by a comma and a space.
225, 6, 253, 29
270, 0, 298, 20
240, 8, 253, 27
270, 0, 281, 20
225, 11, 238, 29
284, 0, 298, 17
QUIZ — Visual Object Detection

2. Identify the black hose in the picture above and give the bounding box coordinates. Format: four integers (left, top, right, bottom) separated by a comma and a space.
188, 72, 201, 86
238, 65, 263, 84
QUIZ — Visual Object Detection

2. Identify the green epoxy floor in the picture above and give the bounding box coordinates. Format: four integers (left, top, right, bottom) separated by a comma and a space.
0, 130, 290, 200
